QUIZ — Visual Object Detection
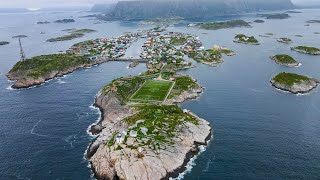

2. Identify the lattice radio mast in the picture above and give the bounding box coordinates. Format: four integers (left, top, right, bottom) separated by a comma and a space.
19, 38, 26, 61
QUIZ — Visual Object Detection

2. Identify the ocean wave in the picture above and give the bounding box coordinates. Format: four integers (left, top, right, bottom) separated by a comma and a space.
56, 79, 66, 84
249, 88, 264, 93
64, 134, 78, 148
30, 119, 49, 137
6, 85, 15, 91
87, 103, 102, 137
170, 145, 207, 180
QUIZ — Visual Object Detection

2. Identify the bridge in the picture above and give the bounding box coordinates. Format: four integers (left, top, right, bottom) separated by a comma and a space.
106, 58, 150, 63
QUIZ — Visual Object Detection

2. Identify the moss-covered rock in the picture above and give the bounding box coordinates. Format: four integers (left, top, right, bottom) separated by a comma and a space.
271, 72, 318, 94
270, 54, 299, 67
233, 34, 259, 45
291, 46, 320, 55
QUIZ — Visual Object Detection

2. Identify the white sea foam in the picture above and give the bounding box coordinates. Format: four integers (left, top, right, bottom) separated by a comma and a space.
56, 79, 66, 84
64, 134, 77, 148
249, 88, 264, 93
30, 119, 49, 137
170, 145, 207, 180
6, 85, 15, 90
86, 100, 102, 137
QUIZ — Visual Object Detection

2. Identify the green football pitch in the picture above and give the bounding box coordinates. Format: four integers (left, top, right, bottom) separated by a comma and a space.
130, 80, 174, 103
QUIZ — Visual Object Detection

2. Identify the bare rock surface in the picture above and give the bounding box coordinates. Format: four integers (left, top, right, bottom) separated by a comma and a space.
87, 81, 212, 180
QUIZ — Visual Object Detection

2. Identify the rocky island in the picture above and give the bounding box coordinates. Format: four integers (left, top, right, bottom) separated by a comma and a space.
7, 29, 215, 179
258, 13, 290, 19
87, 66, 211, 180
47, 29, 97, 42
306, 20, 320, 23
277, 37, 293, 44
12, 35, 28, 38
0, 41, 10, 46
291, 46, 320, 55
271, 72, 319, 94
7, 30, 142, 88
188, 49, 223, 66
54, 19, 75, 23
270, 54, 300, 67
37, 21, 50, 24
6, 54, 104, 88
192, 20, 251, 30
254, 19, 265, 23
233, 34, 260, 45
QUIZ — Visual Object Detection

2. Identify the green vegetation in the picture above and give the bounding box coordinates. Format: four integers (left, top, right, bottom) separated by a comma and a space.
291, 46, 320, 55
130, 80, 174, 103
277, 38, 292, 44
102, 74, 159, 105
168, 76, 197, 99
47, 29, 96, 42
107, 105, 199, 150
72, 40, 95, 48
8, 54, 91, 78
220, 48, 235, 55
189, 49, 223, 63
170, 36, 188, 45
47, 33, 85, 42
258, 13, 290, 19
69, 29, 96, 34
271, 54, 299, 66
234, 34, 259, 44
272, 72, 310, 86
195, 20, 251, 30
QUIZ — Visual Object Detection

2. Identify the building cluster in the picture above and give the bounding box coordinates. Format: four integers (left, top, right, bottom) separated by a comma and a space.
140, 32, 202, 65
66, 32, 142, 60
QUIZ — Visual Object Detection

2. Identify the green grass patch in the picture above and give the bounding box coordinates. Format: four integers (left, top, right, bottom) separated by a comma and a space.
272, 72, 310, 86
116, 105, 199, 151
234, 34, 259, 44
130, 80, 174, 103
272, 54, 298, 65
8, 54, 91, 79
47, 33, 85, 42
196, 20, 251, 30
293, 46, 320, 54
170, 37, 188, 45
168, 76, 197, 99
190, 49, 223, 63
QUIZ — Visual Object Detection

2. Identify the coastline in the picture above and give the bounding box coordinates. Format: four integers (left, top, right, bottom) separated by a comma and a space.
233, 40, 260, 45
270, 80, 319, 94
86, 71, 212, 180
270, 56, 300, 67
6, 60, 106, 89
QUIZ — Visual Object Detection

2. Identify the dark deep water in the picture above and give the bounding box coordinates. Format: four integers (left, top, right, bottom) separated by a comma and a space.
1, 9, 320, 179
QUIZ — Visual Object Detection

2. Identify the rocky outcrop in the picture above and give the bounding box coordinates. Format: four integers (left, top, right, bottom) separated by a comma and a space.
87, 78, 211, 180
0, 41, 9, 46
6, 60, 105, 89
291, 47, 320, 55
271, 78, 319, 94
270, 55, 299, 67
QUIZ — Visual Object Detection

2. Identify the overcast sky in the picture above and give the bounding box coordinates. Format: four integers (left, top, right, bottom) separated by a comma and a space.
0, 0, 319, 8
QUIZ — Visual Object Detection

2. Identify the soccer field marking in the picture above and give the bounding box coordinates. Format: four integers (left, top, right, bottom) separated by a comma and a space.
162, 81, 175, 103
129, 80, 174, 103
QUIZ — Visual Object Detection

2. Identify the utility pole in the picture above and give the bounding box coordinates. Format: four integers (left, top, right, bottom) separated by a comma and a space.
19, 38, 26, 61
